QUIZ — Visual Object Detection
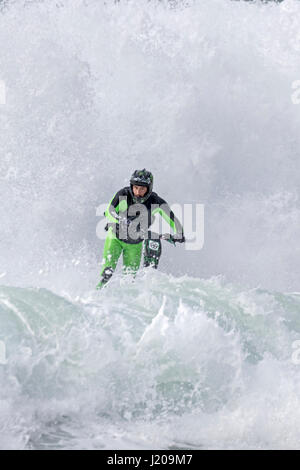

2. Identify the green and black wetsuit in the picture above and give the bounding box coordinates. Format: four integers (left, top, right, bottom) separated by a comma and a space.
97, 186, 184, 288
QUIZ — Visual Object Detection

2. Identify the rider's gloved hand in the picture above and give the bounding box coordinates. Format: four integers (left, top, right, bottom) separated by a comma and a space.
118, 217, 132, 229
160, 233, 185, 245
175, 234, 186, 244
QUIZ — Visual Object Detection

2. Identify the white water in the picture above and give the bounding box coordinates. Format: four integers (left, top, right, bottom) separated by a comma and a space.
1, 0, 300, 449
1, 273, 300, 449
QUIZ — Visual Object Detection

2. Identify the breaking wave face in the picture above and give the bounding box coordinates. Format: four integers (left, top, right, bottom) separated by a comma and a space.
1, 273, 300, 450
1, 0, 300, 450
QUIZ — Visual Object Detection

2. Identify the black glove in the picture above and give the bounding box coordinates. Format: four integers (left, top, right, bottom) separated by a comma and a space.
118, 217, 131, 228
160, 233, 185, 244
175, 234, 185, 244
118, 216, 136, 235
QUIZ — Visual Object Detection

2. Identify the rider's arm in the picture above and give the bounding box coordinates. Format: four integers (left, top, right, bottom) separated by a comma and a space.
152, 196, 185, 242
104, 188, 129, 224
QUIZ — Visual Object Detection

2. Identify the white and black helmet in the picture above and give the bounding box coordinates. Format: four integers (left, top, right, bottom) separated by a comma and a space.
129, 169, 153, 203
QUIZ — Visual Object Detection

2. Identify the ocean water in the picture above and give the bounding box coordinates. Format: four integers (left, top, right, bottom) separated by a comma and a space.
1, 272, 300, 449
1, 0, 300, 449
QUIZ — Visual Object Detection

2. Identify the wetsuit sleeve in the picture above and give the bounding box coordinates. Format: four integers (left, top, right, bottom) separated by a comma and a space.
104, 188, 128, 224
152, 196, 184, 239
